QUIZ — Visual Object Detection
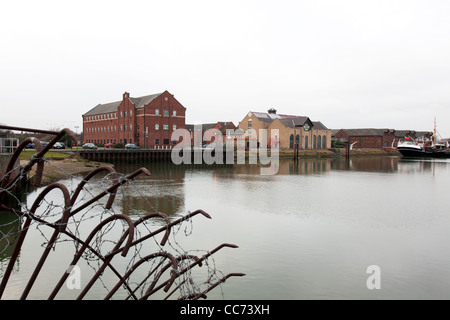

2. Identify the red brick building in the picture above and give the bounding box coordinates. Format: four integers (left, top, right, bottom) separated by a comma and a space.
185, 122, 239, 146
332, 128, 433, 149
83, 91, 186, 148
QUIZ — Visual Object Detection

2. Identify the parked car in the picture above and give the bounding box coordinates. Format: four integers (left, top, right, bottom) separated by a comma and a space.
105, 143, 114, 148
53, 142, 65, 149
82, 143, 97, 149
125, 143, 139, 149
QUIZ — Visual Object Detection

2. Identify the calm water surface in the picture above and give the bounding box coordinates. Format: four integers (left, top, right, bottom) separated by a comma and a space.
2, 156, 450, 299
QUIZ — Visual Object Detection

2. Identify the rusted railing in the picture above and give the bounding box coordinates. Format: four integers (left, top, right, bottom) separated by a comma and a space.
0, 126, 243, 300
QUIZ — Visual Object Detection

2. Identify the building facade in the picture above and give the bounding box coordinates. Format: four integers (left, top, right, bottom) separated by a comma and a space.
332, 128, 433, 149
83, 91, 186, 148
238, 108, 331, 150
186, 122, 239, 145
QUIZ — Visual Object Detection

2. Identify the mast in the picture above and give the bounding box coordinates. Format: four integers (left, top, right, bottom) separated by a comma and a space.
434, 117, 437, 146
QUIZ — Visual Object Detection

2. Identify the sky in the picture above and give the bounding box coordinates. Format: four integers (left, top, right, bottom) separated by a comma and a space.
1, 0, 450, 137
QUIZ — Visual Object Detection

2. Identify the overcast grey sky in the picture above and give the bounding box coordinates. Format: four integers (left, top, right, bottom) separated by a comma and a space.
1, 0, 450, 137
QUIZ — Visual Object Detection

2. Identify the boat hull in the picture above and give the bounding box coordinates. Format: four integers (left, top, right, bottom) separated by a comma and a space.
397, 147, 432, 158
398, 147, 450, 158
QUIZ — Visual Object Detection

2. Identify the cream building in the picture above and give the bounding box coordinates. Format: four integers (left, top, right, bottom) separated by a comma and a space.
238, 108, 331, 150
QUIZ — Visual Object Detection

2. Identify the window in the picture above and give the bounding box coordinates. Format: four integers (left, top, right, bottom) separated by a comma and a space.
248, 119, 252, 127
163, 110, 169, 116
124, 125, 127, 131
130, 110, 132, 116
130, 125, 132, 130
163, 139, 169, 145
155, 139, 159, 145
155, 109, 160, 115
305, 136, 309, 149
173, 125, 177, 130
296, 134, 300, 146
289, 134, 294, 149
173, 110, 177, 116
124, 111, 127, 117
163, 124, 169, 130
322, 135, 326, 149
155, 124, 159, 130
313, 136, 316, 149
318, 136, 322, 149
120, 112, 123, 117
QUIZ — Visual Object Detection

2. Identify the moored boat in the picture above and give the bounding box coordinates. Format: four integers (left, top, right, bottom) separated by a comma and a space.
397, 140, 432, 158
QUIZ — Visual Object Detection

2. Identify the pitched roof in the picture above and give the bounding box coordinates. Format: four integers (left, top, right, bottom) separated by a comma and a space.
129, 93, 163, 108
277, 117, 309, 128
83, 92, 163, 116
312, 121, 329, 130
340, 128, 384, 136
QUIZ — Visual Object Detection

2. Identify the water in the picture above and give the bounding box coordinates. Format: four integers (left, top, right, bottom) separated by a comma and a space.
3, 156, 450, 299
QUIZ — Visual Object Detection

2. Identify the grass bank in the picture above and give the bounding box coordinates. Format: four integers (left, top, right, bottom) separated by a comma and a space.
19, 150, 72, 160
19, 151, 114, 186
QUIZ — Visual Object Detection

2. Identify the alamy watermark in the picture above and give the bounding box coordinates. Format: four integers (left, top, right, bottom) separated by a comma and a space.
171, 126, 280, 175
366, 265, 381, 290
66, 265, 81, 290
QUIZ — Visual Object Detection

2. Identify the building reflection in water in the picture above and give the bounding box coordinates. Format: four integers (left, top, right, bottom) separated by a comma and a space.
104, 156, 446, 220
0, 211, 21, 273
113, 162, 187, 218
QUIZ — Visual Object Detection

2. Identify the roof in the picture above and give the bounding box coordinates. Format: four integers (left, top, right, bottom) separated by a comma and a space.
186, 122, 237, 133
83, 92, 163, 116
335, 128, 433, 137
248, 111, 330, 131
312, 121, 329, 130
277, 117, 309, 128
339, 128, 385, 136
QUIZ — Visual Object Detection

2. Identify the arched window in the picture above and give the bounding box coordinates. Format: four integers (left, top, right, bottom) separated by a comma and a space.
305, 136, 308, 149
318, 135, 322, 149
322, 135, 326, 149
295, 134, 300, 147
289, 134, 294, 149
313, 135, 316, 149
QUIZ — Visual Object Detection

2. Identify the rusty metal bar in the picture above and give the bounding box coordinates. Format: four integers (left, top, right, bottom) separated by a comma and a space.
0, 128, 243, 300
48, 214, 135, 300
20, 183, 72, 299
140, 243, 239, 300
103, 251, 179, 300
0, 124, 59, 135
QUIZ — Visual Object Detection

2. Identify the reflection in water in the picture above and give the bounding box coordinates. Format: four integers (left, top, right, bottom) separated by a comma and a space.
0, 212, 21, 264
3, 155, 450, 299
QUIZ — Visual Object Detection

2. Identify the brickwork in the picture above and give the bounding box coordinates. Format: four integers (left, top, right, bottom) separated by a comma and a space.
83, 91, 186, 148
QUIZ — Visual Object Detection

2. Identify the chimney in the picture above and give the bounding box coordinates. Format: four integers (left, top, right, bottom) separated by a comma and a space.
268, 108, 277, 114
123, 92, 130, 100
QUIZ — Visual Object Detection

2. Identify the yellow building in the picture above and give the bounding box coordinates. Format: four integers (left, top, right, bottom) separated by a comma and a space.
238, 108, 331, 150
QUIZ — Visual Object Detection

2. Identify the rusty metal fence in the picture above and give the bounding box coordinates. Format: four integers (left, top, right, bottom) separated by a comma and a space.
0, 126, 243, 300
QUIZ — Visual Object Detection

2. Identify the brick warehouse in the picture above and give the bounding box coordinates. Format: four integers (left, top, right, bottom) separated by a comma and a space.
82, 91, 186, 148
